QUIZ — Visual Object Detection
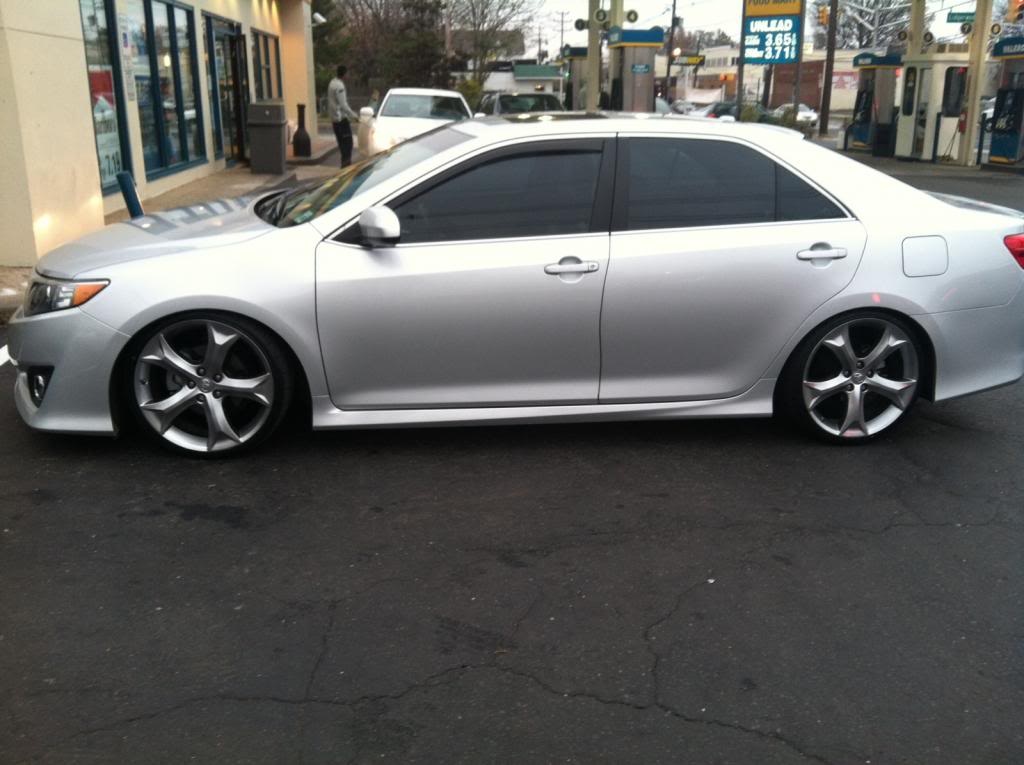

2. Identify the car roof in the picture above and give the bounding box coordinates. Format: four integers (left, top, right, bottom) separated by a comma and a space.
386, 87, 464, 98
450, 112, 804, 144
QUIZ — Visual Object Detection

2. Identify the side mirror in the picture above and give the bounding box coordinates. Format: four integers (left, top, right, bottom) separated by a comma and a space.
358, 206, 400, 247
359, 106, 374, 120
474, 112, 486, 118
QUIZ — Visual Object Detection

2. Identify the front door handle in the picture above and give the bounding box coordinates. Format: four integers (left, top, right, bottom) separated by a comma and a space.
544, 261, 600, 275
797, 246, 847, 261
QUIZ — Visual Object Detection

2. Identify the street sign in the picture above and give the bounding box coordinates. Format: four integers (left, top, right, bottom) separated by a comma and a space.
574, 18, 586, 31
947, 11, 974, 23
631, 63, 651, 73
626, 9, 639, 23
674, 55, 706, 66
743, 14, 802, 64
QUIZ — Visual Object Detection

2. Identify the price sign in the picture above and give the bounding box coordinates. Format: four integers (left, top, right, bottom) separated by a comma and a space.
743, 15, 802, 64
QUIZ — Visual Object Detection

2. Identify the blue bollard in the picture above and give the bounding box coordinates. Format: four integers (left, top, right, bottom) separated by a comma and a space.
116, 171, 145, 219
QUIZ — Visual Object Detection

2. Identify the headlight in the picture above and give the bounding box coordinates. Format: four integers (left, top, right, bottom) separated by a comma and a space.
24, 276, 108, 317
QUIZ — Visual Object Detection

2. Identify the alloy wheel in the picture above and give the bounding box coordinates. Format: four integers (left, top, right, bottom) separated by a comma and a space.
802, 318, 919, 439
133, 319, 275, 453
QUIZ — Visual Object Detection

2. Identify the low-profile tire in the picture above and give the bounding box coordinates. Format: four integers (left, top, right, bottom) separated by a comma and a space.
778, 311, 923, 444
126, 313, 293, 456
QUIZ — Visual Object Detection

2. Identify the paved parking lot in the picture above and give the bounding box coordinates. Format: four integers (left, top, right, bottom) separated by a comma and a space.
1, 168, 1023, 764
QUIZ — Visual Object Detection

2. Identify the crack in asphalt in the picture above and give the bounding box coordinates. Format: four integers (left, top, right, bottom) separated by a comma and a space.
47, 662, 835, 765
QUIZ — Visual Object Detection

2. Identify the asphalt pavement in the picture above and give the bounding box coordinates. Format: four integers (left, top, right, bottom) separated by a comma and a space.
1, 170, 1023, 764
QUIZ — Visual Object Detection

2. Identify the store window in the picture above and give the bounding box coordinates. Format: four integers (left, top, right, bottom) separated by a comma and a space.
252, 30, 281, 100
123, 0, 205, 177
78, 0, 132, 192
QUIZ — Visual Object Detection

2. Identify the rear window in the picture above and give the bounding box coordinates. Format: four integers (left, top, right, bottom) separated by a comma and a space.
380, 94, 469, 120
498, 93, 564, 113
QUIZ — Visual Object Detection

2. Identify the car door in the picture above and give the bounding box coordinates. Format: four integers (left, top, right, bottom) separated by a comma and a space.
316, 137, 614, 410
599, 135, 867, 403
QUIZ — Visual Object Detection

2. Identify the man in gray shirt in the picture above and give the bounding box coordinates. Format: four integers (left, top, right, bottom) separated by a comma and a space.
327, 64, 359, 167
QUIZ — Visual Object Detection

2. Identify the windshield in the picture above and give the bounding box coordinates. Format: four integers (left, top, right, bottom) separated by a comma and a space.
380, 94, 469, 120
260, 126, 473, 228
498, 93, 563, 113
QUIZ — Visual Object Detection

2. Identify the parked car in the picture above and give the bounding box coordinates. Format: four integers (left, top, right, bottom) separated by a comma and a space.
357, 87, 472, 157
692, 101, 778, 123
671, 100, 697, 115
9, 115, 1024, 454
477, 91, 564, 115
772, 102, 820, 127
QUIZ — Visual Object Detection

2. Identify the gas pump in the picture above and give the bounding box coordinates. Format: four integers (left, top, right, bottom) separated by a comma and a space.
607, 27, 664, 111
849, 53, 901, 156
895, 50, 970, 161
562, 46, 589, 110
988, 37, 1024, 167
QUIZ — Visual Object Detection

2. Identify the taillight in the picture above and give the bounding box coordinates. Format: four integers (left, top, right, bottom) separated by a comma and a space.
1006, 234, 1024, 269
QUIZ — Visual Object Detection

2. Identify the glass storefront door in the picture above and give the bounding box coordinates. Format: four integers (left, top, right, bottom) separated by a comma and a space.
205, 16, 247, 163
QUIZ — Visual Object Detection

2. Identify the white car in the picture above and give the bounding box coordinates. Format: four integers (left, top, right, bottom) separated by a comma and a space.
773, 103, 819, 126
8, 115, 1024, 454
358, 87, 472, 157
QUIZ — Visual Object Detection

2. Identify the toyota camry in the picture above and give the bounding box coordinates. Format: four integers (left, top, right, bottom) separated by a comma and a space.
8, 114, 1024, 455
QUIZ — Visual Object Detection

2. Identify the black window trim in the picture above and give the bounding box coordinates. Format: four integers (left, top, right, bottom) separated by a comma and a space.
331, 136, 617, 247
610, 134, 854, 234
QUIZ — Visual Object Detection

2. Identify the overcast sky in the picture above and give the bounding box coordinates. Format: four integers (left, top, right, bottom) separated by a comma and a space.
533, 0, 975, 57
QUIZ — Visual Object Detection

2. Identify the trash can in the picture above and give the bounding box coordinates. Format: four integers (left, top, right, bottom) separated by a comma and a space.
247, 101, 287, 174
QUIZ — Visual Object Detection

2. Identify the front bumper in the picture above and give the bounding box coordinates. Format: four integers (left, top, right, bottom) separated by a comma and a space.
7, 306, 129, 434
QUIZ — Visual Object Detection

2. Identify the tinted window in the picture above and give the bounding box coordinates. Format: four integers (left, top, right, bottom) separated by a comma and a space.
776, 165, 844, 221
395, 148, 602, 243
619, 138, 844, 230
274, 126, 472, 227
620, 138, 774, 229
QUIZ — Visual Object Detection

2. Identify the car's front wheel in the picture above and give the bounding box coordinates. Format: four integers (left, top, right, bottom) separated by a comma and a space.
128, 314, 293, 456
780, 312, 923, 442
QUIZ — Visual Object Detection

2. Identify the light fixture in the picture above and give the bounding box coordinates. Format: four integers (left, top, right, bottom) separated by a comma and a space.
312, 11, 326, 25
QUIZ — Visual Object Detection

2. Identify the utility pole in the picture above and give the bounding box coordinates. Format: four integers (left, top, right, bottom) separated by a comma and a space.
737, 0, 746, 114
558, 11, 566, 50
792, 0, 806, 116
819, 0, 839, 136
585, 0, 600, 111
665, 8, 678, 100
537, 26, 543, 62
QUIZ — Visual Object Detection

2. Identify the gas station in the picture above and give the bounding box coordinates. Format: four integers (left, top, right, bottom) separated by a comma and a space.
894, 47, 970, 161
567, 0, 1020, 170
988, 35, 1024, 167
849, 52, 902, 155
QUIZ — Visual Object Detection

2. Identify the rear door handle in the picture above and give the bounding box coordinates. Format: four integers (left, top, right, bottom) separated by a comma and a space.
797, 246, 847, 261
544, 261, 600, 275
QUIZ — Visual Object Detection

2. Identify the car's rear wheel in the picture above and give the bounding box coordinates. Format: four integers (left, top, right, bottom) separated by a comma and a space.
128, 314, 292, 456
781, 312, 922, 442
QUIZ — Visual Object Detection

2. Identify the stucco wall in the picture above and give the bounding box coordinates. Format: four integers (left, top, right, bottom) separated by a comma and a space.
0, 0, 314, 264
0, 0, 105, 266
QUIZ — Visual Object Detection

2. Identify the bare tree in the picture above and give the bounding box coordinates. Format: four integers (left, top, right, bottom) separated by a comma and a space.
811, 0, 912, 48
450, 0, 537, 82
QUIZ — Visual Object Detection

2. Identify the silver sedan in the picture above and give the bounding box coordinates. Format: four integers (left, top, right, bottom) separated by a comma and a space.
8, 115, 1024, 455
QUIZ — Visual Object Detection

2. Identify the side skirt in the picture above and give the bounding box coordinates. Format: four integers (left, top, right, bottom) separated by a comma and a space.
311, 379, 777, 430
